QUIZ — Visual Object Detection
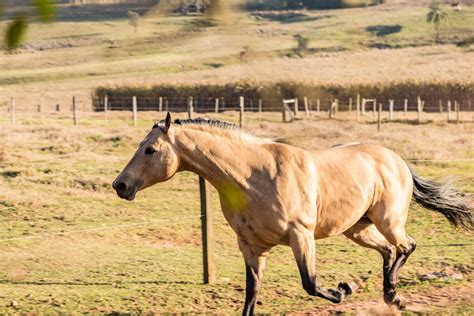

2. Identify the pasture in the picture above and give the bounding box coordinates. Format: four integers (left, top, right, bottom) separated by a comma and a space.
0, 110, 472, 314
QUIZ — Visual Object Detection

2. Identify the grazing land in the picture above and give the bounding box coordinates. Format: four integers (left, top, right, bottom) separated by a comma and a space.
0, 111, 472, 314
0, 0, 473, 313
0, 1, 473, 107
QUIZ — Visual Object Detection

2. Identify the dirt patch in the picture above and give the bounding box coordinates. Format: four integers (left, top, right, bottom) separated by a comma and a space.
292, 282, 474, 315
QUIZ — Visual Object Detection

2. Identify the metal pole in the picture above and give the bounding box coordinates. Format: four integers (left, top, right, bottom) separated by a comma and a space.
132, 96, 137, 126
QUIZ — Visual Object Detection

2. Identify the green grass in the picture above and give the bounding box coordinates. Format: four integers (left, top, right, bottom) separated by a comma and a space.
0, 111, 472, 313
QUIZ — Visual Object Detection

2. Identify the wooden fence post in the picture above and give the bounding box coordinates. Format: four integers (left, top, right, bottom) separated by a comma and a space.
188, 99, 192, 118
373, 98, 377, 118
389, 99, 394, 121
404, 99, 408, 116
316, 99, 320, 113
356, 94, 360, 116
10, 97, 15, 128
439, 100, 443, 114
335, 99, 339, 114
455, 101, 460, 124
361, 98, 366, 115
329, 100, 334, 119
159, 97, 163, 112
377, 103, 382, 132
447, 100, 452, 122
258, 99, 262, 115
356, 96, 360, 122
294, 98, 299, 117
215, 98, 219, 113
304, 97, 309, 117
199, 176, 215, 284
132, 96, 138, 126
349, 98, 352, 113
239, 96, 244, 128
104, 95, 108, 120
72, 96, 78, 125
417, 96, 422, 124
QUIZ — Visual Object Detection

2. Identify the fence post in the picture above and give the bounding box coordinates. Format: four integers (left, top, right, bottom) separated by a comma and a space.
199, 176, 215, 284
447, 100, 452, 122
404, 99, 408, 116
373, 98, 377, 118
294, 98, 299, 117
316, 99, 320, 113
72, 96, 78, 125
10, 97, 15, 128
329, 101, 334, 119
188, 97, 194, 119
159, 97, 163, 112
132, 96, 138, 126
356, 96, 360, 122
215, 98, 219, 113
356, 94, 360, 116
389, 99, 394, 121
304, 97, 309, 117
239, 96, 244, 128
104, 95, 108, 120
377, 103, 382, 132
362, 98, 366, 115
335, 99, 339, 114
456, 101, 460, 124
417, 96, 422, 124
439, 100, 443, 114
349, 98, 352, 113
258, 99, 262, 115
282, 100, 287, 122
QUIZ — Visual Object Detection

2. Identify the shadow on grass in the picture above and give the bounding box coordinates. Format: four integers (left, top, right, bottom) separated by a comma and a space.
366, 25, 402, 37
0, 279, 197, 286
252, 12, 332, 24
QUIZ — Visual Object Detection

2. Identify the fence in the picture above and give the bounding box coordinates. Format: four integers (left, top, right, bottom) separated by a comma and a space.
4, 94, 474, 131
1, 96, 473, 286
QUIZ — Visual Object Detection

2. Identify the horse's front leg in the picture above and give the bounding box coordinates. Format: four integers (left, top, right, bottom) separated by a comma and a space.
238, 238, 268, 316
289, 225, 357, 303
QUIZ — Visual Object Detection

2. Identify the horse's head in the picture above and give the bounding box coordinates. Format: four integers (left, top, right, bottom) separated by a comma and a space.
113, 113, 179, 201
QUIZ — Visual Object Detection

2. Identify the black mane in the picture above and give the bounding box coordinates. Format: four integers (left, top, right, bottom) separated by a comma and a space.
153, 117, 238, 130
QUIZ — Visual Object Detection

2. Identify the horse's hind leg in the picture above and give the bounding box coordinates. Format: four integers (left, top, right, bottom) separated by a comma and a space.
343, 218, 396, 306
368, 201, 417, 309
289, 225, 357, 304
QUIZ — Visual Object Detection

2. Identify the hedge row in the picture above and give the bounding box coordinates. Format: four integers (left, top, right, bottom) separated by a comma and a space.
93, 81, 474, 112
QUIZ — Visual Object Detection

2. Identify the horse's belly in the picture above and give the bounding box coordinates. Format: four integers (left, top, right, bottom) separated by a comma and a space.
313, 209, 364, 239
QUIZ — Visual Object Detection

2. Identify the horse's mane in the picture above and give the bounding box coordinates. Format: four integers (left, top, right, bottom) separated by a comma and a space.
152, 117, 238, 130
153, 117, 272, 144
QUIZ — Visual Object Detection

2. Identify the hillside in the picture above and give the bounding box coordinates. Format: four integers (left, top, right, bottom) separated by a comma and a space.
0, 1, 473, 109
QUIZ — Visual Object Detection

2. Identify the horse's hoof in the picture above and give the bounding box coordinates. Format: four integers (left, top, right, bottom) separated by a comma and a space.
385, 293, 406, 310
338, 281, 358, 296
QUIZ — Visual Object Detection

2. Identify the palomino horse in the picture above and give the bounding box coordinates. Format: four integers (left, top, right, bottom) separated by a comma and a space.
113, 113, 472, 315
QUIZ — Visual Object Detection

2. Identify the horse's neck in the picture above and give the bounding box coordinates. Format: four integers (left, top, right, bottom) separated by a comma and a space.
173, 127, 261, 189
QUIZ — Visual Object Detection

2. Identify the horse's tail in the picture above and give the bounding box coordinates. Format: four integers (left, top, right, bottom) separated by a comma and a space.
409, 167, 473, 231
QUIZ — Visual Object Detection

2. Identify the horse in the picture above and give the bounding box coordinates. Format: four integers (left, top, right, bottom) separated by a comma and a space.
113, 113, 472, 315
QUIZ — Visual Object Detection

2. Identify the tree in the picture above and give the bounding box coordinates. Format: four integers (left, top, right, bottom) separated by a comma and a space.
427, 1, 448, 44
128, 11, 140, 33
2, 0, 54, 49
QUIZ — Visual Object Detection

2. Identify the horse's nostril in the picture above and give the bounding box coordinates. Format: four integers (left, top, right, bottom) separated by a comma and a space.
115, 182, 127, 193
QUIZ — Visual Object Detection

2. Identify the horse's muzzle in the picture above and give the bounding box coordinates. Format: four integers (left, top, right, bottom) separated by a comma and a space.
112, 176, 141, 201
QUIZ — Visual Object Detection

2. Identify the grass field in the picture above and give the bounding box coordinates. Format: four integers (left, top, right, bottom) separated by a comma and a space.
0, 110, 472, 314
0, 1, 473, 107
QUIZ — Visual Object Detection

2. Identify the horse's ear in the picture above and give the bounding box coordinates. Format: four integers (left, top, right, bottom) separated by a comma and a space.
164, 112, 171, 133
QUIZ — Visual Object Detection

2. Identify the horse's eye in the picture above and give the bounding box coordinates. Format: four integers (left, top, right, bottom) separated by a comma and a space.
145, 147, 156, 155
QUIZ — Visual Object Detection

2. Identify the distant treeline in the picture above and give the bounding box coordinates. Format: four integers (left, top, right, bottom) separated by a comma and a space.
245, 0, 385, 10
93, 81, 474, 112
